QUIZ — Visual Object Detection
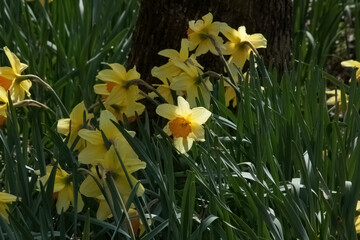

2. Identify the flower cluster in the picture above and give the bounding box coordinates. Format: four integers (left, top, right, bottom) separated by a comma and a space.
49, 105, 146, 221
150, 12, 267, 109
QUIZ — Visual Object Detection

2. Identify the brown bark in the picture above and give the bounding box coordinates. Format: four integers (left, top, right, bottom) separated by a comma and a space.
127, 0, 292, 84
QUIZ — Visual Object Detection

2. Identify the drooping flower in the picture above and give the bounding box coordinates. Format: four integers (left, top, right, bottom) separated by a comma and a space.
341, 60, 360, 81
103, 87, 145, 122
78, 110, 143, 169
156, 96, 211, 153
0, 87, 8, 126
187, 13, 224, 56
0, 192, 18, 223
0, 47, 32, 102
80, 150, 146, 221
222, 25, 267, 70
170, 64, 212, 108
39, 164, 84, 214
57, 101, 94, 151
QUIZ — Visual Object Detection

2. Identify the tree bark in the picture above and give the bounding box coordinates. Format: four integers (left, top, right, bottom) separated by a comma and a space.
128, 0, 292, 84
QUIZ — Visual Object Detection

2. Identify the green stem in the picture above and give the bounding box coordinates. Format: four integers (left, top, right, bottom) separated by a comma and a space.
18, 74, 69, 117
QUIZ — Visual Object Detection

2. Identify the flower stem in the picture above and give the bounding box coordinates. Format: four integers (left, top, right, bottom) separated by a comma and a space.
19, 74, 69, 117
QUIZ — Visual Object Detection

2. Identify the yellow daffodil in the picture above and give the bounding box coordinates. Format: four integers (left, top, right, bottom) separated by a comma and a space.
0, 47, 32, 102
78, 110, 143, 170
39, 165, 84, 214
94, 63, 145, 121
57, 101, 94, 151
103, 87, 145, 122
187, 13, 224, 56
94, 64, 141, 98
156, 96, 211, 153
341, 60, 360, 81
222, 25, 267, 70
152, 39, 202, 81
151, 39, 203, 104
80, 160, 145, 220
0, 87, 8, 126
0, 192, 18, 223
170, 64, 212, 108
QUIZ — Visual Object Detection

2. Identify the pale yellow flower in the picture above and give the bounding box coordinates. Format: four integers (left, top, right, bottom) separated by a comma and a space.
94, 64, 140, 98
78, 110, 142, 170
170, 64, 212, 108
94, 64, 145, 121
151, 39, 203, 104
103, 87, 145, 122
187, 13, 224, 56
0, 192, 18, 223
156, 96, 211, 153
341, 60, 360, 81
57, 101, 94, 151
39, 165, 84, 214
0, 47, 32, 102
80, 154, 146, 221
222, 25, 267, 70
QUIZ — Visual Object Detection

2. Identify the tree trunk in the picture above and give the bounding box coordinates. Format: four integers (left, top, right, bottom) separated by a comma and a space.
128, 0, 292, 84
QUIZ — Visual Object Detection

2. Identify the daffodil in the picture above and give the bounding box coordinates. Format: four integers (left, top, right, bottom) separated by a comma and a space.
78, 110, 143, 170
57, 101, 94, 151
80, 157, 145, 220
0, 192, 18, 223
152, 39, 202, 81
222, 25, 267, 70
341, 60, 360, 81
187, 13, 224, 56
103, 87, 145, 122
170, 64, 212, 108
0, 87, 8, 126
39, 164, 84, 214
151, 39, 203, 104
0, 47, 32, 102
94, 64, 141, 99
156, 96, 211, 153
